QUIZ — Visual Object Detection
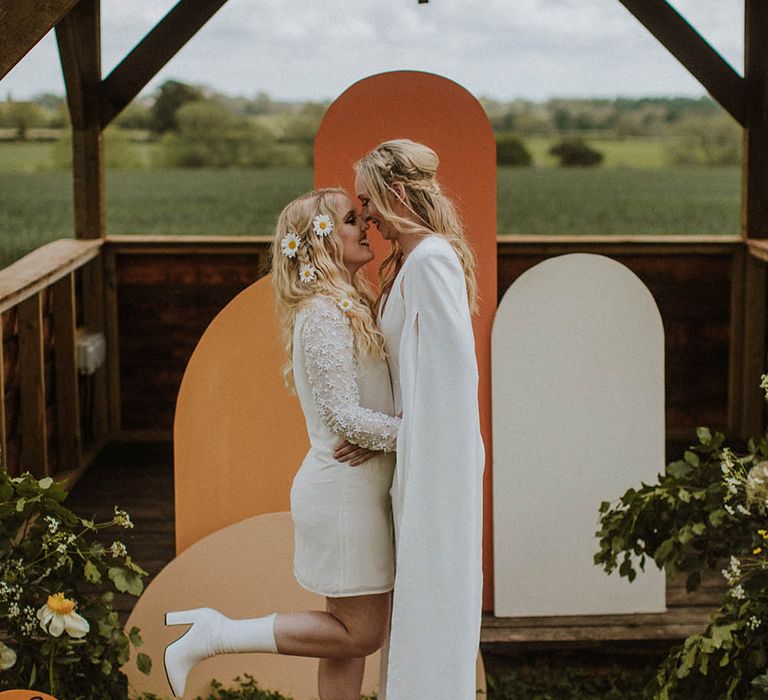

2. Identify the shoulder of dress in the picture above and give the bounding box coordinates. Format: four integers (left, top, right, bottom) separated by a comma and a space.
407, 237, 462, 276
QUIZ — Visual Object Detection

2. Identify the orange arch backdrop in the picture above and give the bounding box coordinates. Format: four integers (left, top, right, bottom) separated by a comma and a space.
315, 70, 497, 609
174, 70, 496, 610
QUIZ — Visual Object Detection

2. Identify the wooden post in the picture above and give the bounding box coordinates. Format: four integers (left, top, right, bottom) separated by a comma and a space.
740, 0, 768, 437
56, 1, 110, 447
52, 272, 81, 473
18, 294, 48, 477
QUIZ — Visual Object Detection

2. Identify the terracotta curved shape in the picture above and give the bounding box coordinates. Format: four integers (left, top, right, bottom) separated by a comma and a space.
315, 70, 497, 609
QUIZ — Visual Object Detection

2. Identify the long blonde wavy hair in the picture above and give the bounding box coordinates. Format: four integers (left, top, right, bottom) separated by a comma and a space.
354, 139, 479, 314
270, 188, 386, 391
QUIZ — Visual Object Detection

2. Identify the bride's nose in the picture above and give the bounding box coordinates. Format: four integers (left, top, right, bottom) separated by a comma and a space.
359, 217, 370, 233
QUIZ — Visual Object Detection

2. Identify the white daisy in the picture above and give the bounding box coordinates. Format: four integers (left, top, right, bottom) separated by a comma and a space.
281, 231, 301, 258
312, 214, 334, 237
337, 298, 352, 313
0, 641, 16, 670
299, 263, 317, 284
37, 592, 89, 638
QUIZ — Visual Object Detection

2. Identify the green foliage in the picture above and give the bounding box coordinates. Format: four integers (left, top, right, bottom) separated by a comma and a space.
52, 126, 144, 170
549, 138, 604, 167
486, 650, 662, 699
0, 467, 150, 697
665, 114, 742, 167
495, 134, 532, 166
0, 101, 46, 140
595, 416, 768, 698
133, 673, 378, 699
156, 100, 281, 168
151, 80, 205, 134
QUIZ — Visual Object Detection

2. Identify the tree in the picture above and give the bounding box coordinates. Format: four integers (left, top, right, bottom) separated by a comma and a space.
4, 101, 44, 140
151, 80, 204, 133
549, 138, 604, 167
495, 134, 532, 166
665, 114, 741, 166
159, 99, 278, 167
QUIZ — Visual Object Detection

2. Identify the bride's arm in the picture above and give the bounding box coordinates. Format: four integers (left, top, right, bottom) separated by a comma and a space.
302, 297, 400, 452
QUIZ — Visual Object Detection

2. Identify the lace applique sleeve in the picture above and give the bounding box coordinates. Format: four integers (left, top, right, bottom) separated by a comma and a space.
302, 297, 400, 452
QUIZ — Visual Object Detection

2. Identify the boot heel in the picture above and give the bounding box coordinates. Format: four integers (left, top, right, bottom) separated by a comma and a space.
165, 608, 208, 626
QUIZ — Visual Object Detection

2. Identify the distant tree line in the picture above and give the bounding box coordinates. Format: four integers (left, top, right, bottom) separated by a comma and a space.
0, 85, 741, 169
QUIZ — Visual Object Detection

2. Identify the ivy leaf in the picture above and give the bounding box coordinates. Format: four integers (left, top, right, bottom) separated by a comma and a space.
696, 426, 712, 445
38, 477, 53, 490
128, 626, 143, 647
108, 566, 144, 596
666, 461, 691, 479
684, 451, 700, 467
709, 508, 726, 527
752, 673, 768, 691
136, 652, 152, 675
691, 522, 706, 536
15, 497, 26, 512
84, 560, 101, 583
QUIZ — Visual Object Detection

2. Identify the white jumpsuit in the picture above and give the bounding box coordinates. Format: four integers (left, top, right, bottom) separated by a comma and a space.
290, 295, 400, 597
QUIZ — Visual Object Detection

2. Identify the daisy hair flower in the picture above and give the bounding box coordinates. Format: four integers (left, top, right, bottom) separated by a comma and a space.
337, 298, 353, 314
37, 592, 89, 638
312, 213, 333, 237
0, 641, 16, 670
281, 231, 301, 258
299, 263, 317, 284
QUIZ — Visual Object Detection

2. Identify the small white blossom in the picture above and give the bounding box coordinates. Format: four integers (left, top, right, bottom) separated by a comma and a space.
737, 504, 751, 515
44, 515, 59, 533
748, 615, 762, 630
109, 541, 127, 558
724, 504, 735, 515
730, 584, 746, 600
7, 602, 19, 619
114, 507, 133, 529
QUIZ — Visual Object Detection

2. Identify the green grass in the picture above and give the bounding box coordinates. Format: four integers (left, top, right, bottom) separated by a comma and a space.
0, 150, 742, 268
0, 141, 57, 173
525, 136, 670, 169
496, 166, 740, 235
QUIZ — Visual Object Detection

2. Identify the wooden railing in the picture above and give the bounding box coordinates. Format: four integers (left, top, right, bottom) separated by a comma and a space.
3, 233, 765, 482
1, 238, 104, 481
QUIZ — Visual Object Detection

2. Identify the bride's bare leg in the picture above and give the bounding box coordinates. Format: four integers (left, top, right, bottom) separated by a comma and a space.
273, 591, 391, 700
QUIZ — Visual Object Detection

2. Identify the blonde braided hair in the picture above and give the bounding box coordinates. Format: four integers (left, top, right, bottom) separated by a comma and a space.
354, 139, 479, 314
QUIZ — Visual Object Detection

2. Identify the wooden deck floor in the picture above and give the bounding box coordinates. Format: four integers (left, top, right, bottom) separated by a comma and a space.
67, 441, 724, 644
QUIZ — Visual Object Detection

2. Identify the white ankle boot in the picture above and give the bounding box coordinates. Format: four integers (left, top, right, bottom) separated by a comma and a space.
163, 607, 278, 697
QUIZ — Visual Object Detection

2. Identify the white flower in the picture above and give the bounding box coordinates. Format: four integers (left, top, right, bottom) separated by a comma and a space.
109, 541, 127, 558
724, 503, 735, 515
114, 507, 133, 529
337, 298, 352, 314
729, 584, 746, 600
312, 214, 334, 237
36, 593, 89, 638
280, 231, 301, 258
299, 263, 317, 284
748, 615, 762, 630
44, 516, 59, 533
8, 602, 19, 619
0, 641, 16, 671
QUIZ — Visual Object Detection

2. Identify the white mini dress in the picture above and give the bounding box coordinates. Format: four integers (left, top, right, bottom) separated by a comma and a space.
290, 295, 399, 597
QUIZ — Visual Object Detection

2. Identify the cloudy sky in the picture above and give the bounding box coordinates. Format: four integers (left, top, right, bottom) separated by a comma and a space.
2, 0, 743, 102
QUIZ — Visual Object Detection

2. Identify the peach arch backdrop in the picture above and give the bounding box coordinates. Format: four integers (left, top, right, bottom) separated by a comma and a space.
136, 71, 495, 698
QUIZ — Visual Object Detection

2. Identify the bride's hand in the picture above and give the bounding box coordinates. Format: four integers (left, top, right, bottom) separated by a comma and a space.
333, 439, 380, 467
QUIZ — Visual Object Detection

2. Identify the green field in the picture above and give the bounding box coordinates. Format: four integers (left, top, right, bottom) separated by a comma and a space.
0, 139, 742, 269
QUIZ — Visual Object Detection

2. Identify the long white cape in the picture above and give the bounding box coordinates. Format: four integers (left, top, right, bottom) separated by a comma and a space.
380, 238, 485, 699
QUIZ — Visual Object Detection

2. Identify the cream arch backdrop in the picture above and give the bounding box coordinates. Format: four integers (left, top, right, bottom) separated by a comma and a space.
492, 253, 667, 617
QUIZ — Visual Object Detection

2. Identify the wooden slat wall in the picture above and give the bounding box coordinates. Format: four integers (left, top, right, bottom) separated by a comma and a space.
110, 237, 738, 450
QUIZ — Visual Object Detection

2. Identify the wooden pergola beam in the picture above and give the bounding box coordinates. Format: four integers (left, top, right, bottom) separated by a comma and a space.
0, 0, 82, 79
618, 0, 746, 127
100, 0, 229, 127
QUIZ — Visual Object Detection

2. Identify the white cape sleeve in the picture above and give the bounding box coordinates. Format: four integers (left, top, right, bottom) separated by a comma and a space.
382, 243, 485, 699
302, 296, 400, 452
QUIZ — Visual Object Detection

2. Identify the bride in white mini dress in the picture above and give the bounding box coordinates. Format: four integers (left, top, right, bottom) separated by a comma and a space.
164, 188, 401, 700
